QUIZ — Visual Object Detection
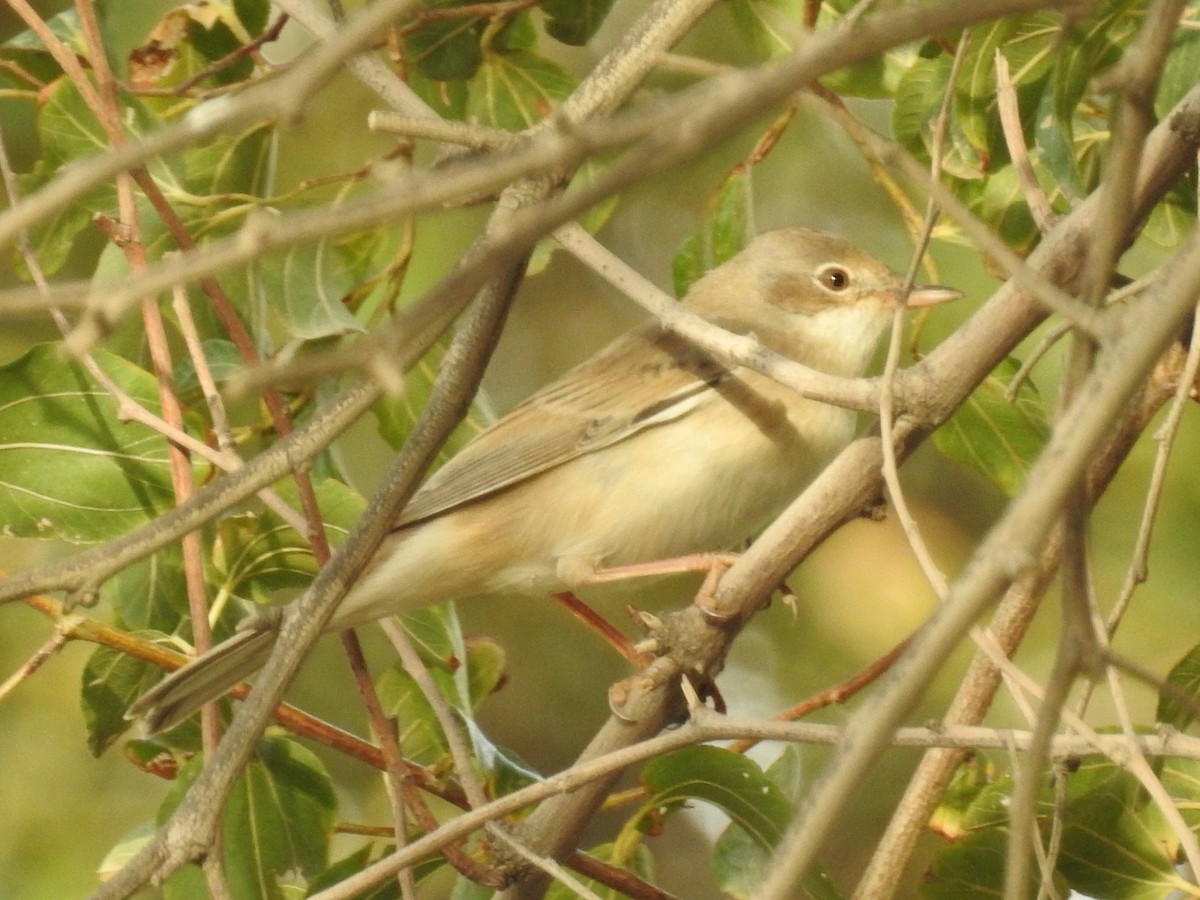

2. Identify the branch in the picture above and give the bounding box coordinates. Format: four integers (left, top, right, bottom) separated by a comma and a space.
0, 382, 379, 607
757, 145, 1200, 900
0, 0, 427, 252
89, 254, 530, 900
87, 0, 726, 895
553, 223, 880, 411
301, 702, 1200, 900
1004, 3, 1190, 893
854, 353, 1179, 900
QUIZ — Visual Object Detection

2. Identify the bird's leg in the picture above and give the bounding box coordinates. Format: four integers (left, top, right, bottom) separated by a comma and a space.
551, 551, 799, 662
579, 552, 742, 585
549, 553, 740, 663
576, 552, 798, 620
549, 591, 651, 666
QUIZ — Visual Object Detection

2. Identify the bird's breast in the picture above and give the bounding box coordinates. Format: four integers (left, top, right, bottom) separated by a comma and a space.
545, 368, 857, 568
334, 370, 858, 623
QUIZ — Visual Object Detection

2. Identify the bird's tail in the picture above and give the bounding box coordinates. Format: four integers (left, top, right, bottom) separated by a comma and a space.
129, 628, 276, 734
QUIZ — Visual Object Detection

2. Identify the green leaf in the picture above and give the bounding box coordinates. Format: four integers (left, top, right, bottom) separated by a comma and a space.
251, 241, 368, 341
673, 168, 754, 296
1157, 23, 1200, 118
1056, 759, 1188, 900
162, 861, 208, 899
728, 0, 802, 60
933, 356, 1050, 496
376, 660, 457, 766
716, 815, 841, 900
208, 478, 363, 613
38, 75, 109, 166
951, 15, 1054, 168
123, 738, 184, 780
101, 546, 188, 633
928, 755, 1000, 840
182, 122, 273, 197
821, 54, 889, 100
1158, 643, 1200, 730
464, 636, 506, 709
12, 77, 119, 275
715, 824, 772, 900
6, 8, 86, 54
172, 339, 246, 399
98, 821, 156, 884
373, 336, 489, 456
638, 746, 793, 850
541, 0, 616, 46
186, 9, 255, 84
405, 66, 470, 121
310, 842, 448, 896
234, 0, 271, 38
375, 604, 471, 765
926, 756, 1200, 899
1052, 2, 1136, 136
309, 846, 401, 898
397, 604, 466, 674
128, 5, 253, 91
375, 608, 532, 785
1033, 96, 1079, 200
467, 47, 573, 131
248, 180, 410, 340
957, 18, 1016, 157
1142, 182, 1197, 250
160, 736, 336, 897
406, 15, 485, 81
81, 636, 172, 755
1159, 756, 1200, 835
714, 747, 839, 899
922, 826, 1027, 899
892, 54, 953, 156
12, 166, 101, 275
0, 344, 193, 541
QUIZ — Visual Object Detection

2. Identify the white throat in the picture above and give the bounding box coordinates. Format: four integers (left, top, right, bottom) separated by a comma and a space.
794, 305, 891, 376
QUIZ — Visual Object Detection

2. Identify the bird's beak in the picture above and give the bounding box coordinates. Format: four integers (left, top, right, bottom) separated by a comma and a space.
904, 284, 963, 308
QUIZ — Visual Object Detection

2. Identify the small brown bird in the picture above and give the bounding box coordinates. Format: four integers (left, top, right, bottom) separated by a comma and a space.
132, 228, 959, 731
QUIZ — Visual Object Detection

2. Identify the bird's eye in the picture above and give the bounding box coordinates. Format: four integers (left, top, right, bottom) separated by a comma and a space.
817, 265, 851, 292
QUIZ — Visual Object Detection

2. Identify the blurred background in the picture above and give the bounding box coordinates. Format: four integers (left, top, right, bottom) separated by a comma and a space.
2, 1, 1198, 897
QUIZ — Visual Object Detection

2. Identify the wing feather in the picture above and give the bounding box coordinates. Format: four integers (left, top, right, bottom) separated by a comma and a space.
394, 325, 729, 527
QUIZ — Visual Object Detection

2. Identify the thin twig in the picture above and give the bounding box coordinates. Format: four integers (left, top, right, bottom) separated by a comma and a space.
309, 706, 1200, 899
754, 111, 1200, 900
377, 619, 489, 808
1003, 4, 1187, 894
489, 830, 607, 900
367, 112, 516, 149
0, 628, 71, 702
553, 222, 880, 412
338, 627, 419, 899
995, 50, 1056, 231
1105, 303, 1200, 632
0, 0, 428, 253
875, 27, 967, 604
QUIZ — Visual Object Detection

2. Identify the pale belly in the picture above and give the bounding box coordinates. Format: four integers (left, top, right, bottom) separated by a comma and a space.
332, 386, 856, 627
544, 393, 855, 567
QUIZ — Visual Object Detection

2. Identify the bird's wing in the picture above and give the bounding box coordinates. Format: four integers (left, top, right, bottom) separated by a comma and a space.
394, 326, 730, 528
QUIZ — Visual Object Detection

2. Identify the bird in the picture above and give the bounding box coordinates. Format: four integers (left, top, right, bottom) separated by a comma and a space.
131, 227, 960, 732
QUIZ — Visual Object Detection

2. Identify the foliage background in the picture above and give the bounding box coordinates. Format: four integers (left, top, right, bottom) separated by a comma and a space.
1, 1, 1199, 898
